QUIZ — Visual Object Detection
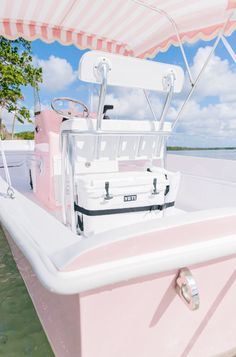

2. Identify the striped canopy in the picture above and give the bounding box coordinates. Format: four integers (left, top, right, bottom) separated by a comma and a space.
0, 0, 236, 58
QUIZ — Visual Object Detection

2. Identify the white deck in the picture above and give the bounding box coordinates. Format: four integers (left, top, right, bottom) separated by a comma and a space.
1, 146, 236, 294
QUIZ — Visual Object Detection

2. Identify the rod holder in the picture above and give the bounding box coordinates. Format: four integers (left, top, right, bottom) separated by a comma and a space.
94, 57, 111, 131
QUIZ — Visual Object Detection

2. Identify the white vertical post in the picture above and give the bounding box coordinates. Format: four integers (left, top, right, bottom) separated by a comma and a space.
96, 62, 109, 131
68, 134, 76, 233
154, 73, 175, 162
61, 133, 67, 225
143, 89, 158, 122
95, 60, 110, 159
221, 35, 236, 63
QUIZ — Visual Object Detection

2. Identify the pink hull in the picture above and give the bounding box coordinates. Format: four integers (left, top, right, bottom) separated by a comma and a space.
4, 229, 236, 357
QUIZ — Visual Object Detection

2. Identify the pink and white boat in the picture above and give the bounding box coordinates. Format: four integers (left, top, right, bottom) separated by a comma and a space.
0, 1, 236, 356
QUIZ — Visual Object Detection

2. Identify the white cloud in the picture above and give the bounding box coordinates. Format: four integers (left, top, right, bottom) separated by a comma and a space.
166, 46, 236, 145
92, 88, 165, 120
88, 46, 236, 147
169, 100, 236, 136
186, 46, 236, 102
0, 109, 14, 131
0, 108, 35, 133
34, 55, 77, 92
16, 47, 232, 146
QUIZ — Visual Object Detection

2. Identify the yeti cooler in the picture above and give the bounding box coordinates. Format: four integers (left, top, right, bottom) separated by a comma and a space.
74, 170, 178, 237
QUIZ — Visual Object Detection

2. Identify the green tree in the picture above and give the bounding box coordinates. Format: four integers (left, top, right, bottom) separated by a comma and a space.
0, 36, 42, 133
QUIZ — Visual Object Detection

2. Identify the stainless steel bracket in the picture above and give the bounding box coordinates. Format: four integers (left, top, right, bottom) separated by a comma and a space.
176, 268, 200, 311
94, 57, 111, 131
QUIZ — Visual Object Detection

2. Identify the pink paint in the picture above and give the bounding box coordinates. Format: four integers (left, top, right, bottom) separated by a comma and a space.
5, 230, 236, 357
41, 23, 48, 41
52, 27, 61, 39
63, 215, 236, 271
29, 21, 36, 37
3, 19, 12, 37
2, 1, 234, 58
16, 20, 23, 35
34, 110, 62, 209
227, 0, 236, 10
139, 22, 230, 58
33, 109, 97, 209
79, 259, 236, 357
77, 32, 83, 48
66, 29, 73, 43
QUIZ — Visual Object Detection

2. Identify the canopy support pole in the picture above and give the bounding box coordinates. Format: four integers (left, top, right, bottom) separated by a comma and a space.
94, 60, 110, 159
157, 73, 175, 167
96, 62, 109, 131
221, 35, 236, 63
159, 73, 175, 130
132, 0, 194, 86
143, 90, 158, 121
172, 13, 233, 130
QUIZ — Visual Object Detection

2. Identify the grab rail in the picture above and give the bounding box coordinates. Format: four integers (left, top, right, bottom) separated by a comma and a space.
61, 129, 171, 136
60, 127, 173, 231
60, 56, 176, 232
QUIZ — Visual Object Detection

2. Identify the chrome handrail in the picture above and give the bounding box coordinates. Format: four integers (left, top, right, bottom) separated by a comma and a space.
60, 127, 173, 231
60, 55, 176, 232
61, 129, 171, 137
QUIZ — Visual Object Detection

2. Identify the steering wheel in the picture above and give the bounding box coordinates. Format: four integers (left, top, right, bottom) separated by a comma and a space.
51, 97, 89, 119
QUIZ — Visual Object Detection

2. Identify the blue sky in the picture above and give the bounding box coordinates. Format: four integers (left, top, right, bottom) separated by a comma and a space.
7, 31, 236, 147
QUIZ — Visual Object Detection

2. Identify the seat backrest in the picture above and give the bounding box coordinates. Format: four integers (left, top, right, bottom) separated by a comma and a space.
78, 50, 184, 93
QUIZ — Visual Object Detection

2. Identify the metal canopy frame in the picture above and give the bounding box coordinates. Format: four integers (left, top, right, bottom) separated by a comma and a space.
132, 0, 235, 131
60, 3, 236, 232
95, 58, 176, 128
61, 64, 176, 231
221, 35, 236, 63
95, 3, 236, 146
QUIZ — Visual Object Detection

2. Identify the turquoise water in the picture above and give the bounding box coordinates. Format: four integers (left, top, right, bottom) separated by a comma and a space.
168, 149, 236, 160
0, 226, 54, 357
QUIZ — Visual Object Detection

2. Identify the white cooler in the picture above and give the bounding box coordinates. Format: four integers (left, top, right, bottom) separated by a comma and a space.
74, 169, 180, 237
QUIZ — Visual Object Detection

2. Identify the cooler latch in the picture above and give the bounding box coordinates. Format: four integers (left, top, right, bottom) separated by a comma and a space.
164, 174, 170, 196
104, 181, 113, 200
152, 178, 159, 195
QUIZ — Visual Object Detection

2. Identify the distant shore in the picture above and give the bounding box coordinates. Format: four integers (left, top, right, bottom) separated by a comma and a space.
3, 132, 236, 152
167, 146, 236, 151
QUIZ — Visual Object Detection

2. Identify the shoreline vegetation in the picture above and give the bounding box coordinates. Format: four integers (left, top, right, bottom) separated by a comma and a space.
2, 131, 236, 151
167, 146, 236, 151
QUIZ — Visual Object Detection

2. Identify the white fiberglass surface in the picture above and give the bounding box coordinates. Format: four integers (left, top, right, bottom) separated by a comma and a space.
0, 149, 184, 230
1, 150, 236, 217
1, 149, 236, 295
1, 149, 236, 253
167, 154, 236, 211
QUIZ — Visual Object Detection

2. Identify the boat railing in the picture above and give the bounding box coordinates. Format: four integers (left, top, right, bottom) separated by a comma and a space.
60, 125, 172, 232
59, 50, 185, 232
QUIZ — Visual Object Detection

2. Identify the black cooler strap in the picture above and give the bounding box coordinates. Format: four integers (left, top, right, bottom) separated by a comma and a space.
74, 201, 175, 216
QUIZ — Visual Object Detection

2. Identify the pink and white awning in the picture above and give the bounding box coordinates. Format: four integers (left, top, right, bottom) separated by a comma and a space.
0, 0, 236, 58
